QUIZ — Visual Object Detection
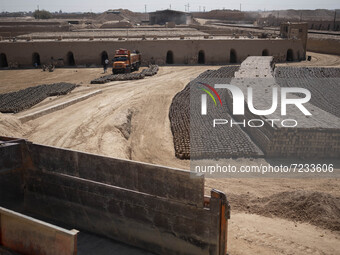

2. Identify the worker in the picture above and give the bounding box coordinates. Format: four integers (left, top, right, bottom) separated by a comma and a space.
103, 58, 109, 73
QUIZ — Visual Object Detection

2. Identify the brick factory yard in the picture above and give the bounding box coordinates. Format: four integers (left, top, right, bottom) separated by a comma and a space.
0, 53, 340, 254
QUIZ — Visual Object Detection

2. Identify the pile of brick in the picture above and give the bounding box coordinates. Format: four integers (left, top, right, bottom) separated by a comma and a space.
169, 57, 340, 159
275, 67, 340, 118
0, 83, 76, 113
169, 65, 264, 159
228, 57, 340, 158
90, 65, 158, 84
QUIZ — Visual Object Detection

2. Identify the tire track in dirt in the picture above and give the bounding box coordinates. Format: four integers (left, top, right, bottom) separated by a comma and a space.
229, 213, 339, 255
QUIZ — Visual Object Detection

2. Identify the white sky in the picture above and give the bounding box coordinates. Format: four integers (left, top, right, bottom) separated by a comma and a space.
1, 0, 339, 13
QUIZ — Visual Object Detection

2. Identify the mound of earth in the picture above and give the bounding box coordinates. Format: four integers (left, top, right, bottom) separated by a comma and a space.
0, 113, 28, 137
97, 9, 145, 24
229, 190, 340, 231
193, 9, 258, 21
100, 20, 132, 28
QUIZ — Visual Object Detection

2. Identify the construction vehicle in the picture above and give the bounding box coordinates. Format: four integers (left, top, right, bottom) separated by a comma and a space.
112, 48, 141, 74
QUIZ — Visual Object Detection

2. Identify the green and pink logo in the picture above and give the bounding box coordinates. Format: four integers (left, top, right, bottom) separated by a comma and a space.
198, 82, 223, 115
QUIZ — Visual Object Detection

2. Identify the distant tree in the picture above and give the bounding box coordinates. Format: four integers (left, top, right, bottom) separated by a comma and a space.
33, 9, 52, 19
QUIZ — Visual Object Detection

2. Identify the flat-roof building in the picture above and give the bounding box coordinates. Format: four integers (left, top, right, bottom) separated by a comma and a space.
149, 10, 192, 25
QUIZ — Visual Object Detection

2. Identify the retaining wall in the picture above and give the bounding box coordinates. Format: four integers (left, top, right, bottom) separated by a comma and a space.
18, 90, 102, 123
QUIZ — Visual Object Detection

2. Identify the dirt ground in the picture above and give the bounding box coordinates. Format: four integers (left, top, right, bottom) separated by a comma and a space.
276, 52, 340, 67
0, 68, 102, 94
0, 53, 340, 254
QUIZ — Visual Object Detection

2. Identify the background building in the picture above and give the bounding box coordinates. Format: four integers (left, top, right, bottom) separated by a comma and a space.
149, 10, 192, 25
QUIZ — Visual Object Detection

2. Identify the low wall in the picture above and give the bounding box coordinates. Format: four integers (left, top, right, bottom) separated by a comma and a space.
0, 206, 78, 255
0, 138, 230, 255
307, 38, 340, 55
18, 90, 102, 123
0, 25, 70, 38
0, 38, 304, 67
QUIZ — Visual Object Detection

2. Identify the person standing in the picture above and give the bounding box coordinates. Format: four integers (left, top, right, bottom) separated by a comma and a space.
103, 58, 109, 73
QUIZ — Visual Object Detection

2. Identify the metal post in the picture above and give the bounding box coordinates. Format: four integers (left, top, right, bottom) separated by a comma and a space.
211, 189, 230, 255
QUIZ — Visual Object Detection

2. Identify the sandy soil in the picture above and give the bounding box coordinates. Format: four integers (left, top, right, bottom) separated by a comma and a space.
228, 213, 339, 255
0, 68, 102, 94
1, 66, 210, 169
0, 60, 340, 254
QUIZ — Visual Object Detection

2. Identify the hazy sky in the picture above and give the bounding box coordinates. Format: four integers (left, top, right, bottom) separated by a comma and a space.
1, 0, 339, 13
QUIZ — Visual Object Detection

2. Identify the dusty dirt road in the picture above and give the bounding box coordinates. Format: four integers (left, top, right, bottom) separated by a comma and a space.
13, 66, 209, 169
0, 62, 339, 254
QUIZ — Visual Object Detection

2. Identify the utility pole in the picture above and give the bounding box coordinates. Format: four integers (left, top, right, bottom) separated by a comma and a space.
334, 10, 337, 31
169, 4, 171, 10
203, 6, 205, 12
185, 3, 190, 12
240, 3, 241, 12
